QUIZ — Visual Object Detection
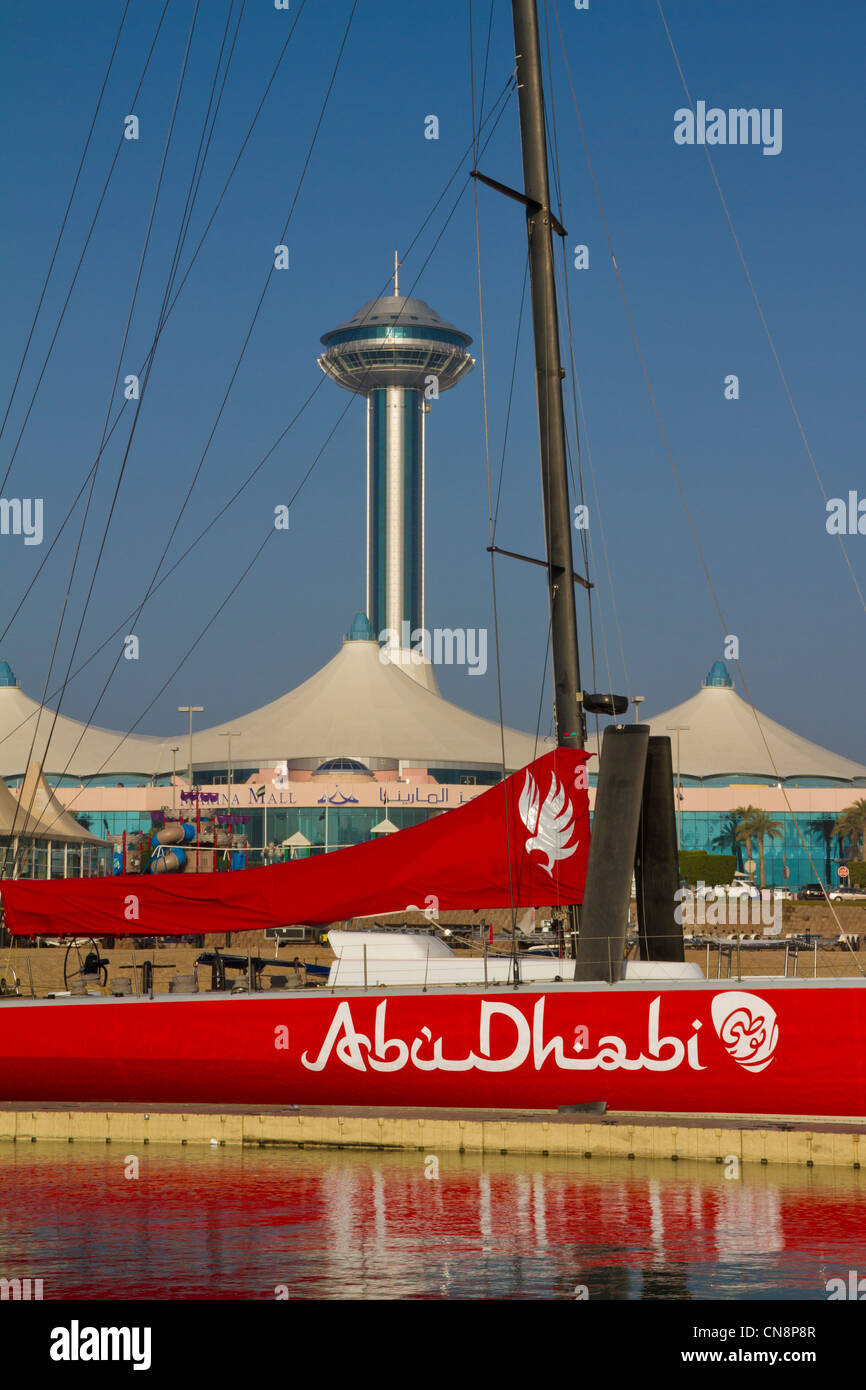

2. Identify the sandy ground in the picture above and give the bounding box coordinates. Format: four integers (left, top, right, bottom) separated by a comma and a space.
0, 937, 329, 996
0, 900, 863, 996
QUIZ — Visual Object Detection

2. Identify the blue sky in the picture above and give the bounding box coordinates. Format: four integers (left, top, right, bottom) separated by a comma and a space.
0, 0, 863, 762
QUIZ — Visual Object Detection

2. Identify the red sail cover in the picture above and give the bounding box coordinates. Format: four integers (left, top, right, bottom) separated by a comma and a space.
1, 749, 590, 938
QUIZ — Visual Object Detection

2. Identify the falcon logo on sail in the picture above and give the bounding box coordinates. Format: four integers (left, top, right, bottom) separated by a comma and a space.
518, 771, 579, 875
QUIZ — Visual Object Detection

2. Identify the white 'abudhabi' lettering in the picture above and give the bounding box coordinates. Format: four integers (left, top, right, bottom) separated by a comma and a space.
300, 997, 707, 1074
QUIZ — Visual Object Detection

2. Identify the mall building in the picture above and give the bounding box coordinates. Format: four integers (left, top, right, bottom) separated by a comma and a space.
0, 648, 864, 889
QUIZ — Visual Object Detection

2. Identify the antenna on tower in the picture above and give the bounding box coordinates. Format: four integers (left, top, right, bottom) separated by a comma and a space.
393, 249, 400, 297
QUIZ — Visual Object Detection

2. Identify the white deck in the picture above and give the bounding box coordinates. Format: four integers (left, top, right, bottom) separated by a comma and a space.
325, 930, 706, 987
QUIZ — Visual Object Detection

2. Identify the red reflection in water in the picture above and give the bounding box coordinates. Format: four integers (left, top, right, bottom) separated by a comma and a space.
0, 1146, 863, 1300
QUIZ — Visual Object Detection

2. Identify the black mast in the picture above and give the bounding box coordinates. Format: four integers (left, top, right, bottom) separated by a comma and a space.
510, 0, 584, 750
508, 0, 682, 986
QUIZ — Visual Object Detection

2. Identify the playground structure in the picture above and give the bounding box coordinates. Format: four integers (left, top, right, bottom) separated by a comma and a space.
115, 805, 248, 877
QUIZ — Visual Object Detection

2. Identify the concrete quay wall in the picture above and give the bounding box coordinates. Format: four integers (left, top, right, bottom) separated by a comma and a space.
0, 1107, 863, 1170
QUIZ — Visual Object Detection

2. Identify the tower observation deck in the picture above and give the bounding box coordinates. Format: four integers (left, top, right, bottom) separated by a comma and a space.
319, 274, 473, 648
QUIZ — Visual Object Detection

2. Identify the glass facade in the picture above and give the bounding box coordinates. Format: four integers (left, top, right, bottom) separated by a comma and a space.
1, 839, 108, 880
249, 804, 850, 888
0, 798, 852, 890
325, 324, 469, 348
234, 805, 438, 859
676, 809, 850, 890
192, 768, 258, 787
328, 347, 455, 375
95, 812, 167, 839
5, 775, 171, 789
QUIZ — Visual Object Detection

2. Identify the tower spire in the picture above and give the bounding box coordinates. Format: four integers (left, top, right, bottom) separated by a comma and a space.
393, 249, 400, 297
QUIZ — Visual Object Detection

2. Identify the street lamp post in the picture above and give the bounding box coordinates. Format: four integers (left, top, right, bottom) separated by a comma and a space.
170, 746, 180, 811
177, 706, 204, 792
666, 724, 690, 848
220, 731, 243, 856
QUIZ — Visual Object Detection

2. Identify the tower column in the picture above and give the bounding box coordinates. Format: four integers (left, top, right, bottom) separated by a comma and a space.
319, 287, 473, 673
379, 386, 421, 639
366, 385, 426, 639
365, 394, 373, 623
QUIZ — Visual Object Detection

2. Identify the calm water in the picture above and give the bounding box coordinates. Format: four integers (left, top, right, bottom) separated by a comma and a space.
0, 1142, 863, 1300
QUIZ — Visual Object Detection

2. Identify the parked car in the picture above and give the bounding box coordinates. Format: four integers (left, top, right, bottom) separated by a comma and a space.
799, 884, 826, 901
828, 886, 866, 902
721, 881, 759, 899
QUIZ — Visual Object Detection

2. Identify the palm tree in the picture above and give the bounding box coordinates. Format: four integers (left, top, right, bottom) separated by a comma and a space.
833, 799, 866, 864
743, 809, 785, 888
712, 811, 749, 870
808, 816, 840, 882
733, 805, 758, 877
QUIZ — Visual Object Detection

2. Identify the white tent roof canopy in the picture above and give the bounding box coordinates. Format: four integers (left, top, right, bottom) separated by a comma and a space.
370, 816, 400, 835
1, 649, 862, 787
0, 759, 102, 841
0, 639, 548, 779
185, 638, 546, 771
17, 760, 103, 841
0, 659, 173, 780
0, 774, 45, 837
612, 661, 866, 783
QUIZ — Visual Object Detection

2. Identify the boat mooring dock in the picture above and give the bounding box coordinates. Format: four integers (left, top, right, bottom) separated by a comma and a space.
1, 1105, 863, 1170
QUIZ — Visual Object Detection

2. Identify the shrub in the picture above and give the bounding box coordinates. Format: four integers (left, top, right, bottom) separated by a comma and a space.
678, 851, 737, 886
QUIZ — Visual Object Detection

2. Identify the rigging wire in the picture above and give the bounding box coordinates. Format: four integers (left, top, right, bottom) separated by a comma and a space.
134, 0, 361, 616
4, 0, 355, 849
656, 0, 866, 623
542, 0, 605, 734
652, 0, 865, 961
539, 1, 613, 934
475, 0, 497, 131
550, 0, 861, 967
0, 0, 132, 450
0, 0, 315, 643
472, 6, 581, 950
37, 0, 363, 803
1, 67, 515, 653
18, 77, 521, 836
145, 0, 245, 367
470, 0, 521, 958
0, 0, 302, 527
555, 245, 619, 706
6, 1, 206, 858
0, 0, 172, 499
0, 73, 518, 780
491, 255, 529, 536
41, 410, 356, 815
39, 0, 245, 755
542, 0, 633, 775
167, 0, 247, 287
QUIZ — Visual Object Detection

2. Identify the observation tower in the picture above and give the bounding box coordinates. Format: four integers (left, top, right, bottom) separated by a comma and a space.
319, 258, 473, 652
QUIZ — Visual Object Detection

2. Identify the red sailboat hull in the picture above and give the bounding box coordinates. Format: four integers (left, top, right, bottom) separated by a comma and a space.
1, 978, 864, 1118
